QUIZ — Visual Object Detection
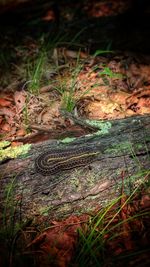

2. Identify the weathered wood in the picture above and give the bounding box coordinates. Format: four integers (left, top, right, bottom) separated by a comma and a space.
0, 115, 150, 223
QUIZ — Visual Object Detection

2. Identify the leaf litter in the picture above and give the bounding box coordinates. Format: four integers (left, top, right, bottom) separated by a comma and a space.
6, 183, 149, 267
0, 51, 150, 141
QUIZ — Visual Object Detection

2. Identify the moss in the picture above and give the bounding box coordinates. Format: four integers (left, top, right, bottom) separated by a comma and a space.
39, 206, 51, 216
61, 137, 76, 143
0, 141, 31, 161
60, 120, 112, 145
85, 120, 112, 135
105, 141, 145, 156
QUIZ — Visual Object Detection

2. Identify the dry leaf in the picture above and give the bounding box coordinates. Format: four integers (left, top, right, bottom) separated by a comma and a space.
16, 128, 26, 137
11, 141, 23, 146
0, 107, 15, 118
42, 10, 56, 21
14, 91, 26, 113
27, 215, 88, 267
0, 98, 12, 107
1, 122, 11, 132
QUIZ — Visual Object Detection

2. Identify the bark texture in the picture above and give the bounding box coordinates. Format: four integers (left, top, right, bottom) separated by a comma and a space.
0, 115, 150, 223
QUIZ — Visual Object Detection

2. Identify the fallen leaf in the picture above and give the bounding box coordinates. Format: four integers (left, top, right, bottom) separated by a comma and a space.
1, 123, 11, 132
11, 141, 23, 146
42, 10, 56, 21
27, 215, 88, 267
0, 107, 15, 118
16, 128, 26, 137
140, 195, 150, 209
64, 49, 88, 59
14, 91, 26, 113
86, 100, 120, 119
0, 98, 12, 107
110, 91, 130, 105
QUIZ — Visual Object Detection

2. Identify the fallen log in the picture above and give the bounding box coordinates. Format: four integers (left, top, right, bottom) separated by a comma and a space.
0, 115, 150, 223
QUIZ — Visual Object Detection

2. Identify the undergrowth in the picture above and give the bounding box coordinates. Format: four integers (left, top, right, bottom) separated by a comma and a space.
0, 169, 149, 267
73, 172, 150, 267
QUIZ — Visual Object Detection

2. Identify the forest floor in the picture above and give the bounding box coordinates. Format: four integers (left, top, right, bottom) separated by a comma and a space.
0, 0, 150, 143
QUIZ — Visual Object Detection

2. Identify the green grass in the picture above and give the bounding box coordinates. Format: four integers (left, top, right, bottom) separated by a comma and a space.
25, 46, 119, 111
0, 176, 34, 266
26, 50, 46, 94
54, 51, 93, 112
0, 177, 20, 263
60, 57, 83, 112
91, 64, 124, 88
25, 29, 86, 97
74, 171, 150, 267
93, 49, 113, 57
99, 66, 123, 79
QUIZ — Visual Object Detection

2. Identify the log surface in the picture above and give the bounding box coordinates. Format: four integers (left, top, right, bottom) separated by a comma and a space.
0, 115, 150, 222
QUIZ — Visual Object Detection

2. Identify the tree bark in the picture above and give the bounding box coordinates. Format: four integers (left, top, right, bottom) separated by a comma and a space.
0, 115, 150, 223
